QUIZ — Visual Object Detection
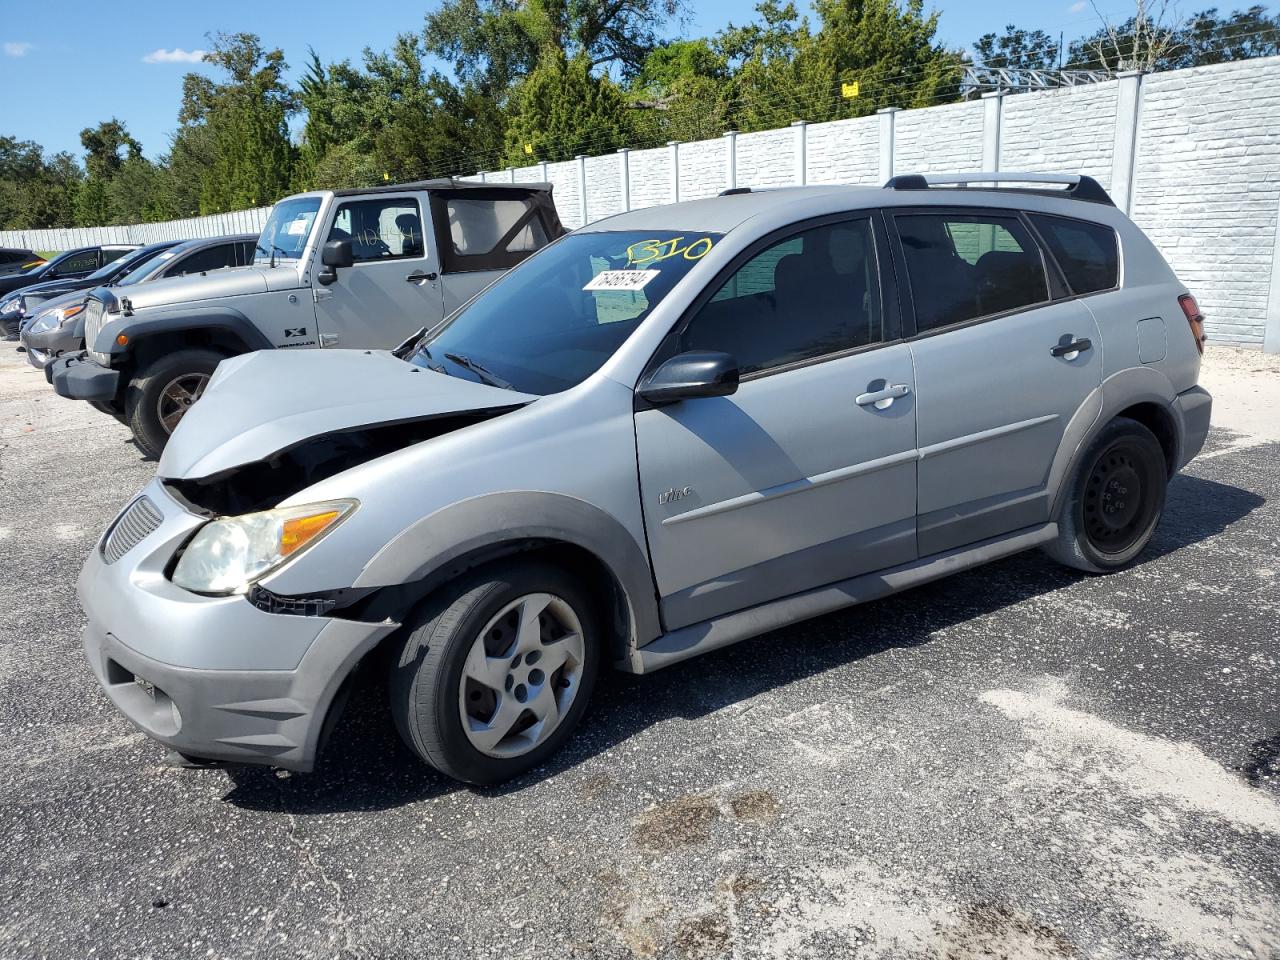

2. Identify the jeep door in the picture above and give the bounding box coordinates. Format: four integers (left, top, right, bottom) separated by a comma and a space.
634, 215, 918, 630
429, 188, 559, 316
888, 208, 1103, 556
312, 192, 445, 349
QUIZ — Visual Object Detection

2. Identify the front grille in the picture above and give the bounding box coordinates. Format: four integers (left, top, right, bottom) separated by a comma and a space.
83, 298, 105, 352
102, 497, 163, 564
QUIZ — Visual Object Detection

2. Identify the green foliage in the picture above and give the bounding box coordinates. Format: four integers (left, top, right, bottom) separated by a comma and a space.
503, 50, 631, 163
974, 26, 1061, 71
178, 33, 298, 213
1065, 4, 1280, 72
0, 137, 81, 229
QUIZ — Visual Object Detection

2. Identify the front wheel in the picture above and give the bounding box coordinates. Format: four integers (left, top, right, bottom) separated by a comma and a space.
1044, 416, 1168, 573
124, 348, 225, 459
389, 561, 601, 785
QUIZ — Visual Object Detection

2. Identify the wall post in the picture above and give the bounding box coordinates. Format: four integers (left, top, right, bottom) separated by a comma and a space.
618, 148, 631, 212
668, 141, 680, 203
981, 91, 1005, 172
877, 108, 899, 182
1265, 196, 1280, 353
1110, 70, 1145, 214
539, 160, 549, 182
575, 155, 588, 227
792, 120, 808, 185
723, 131, 738, 191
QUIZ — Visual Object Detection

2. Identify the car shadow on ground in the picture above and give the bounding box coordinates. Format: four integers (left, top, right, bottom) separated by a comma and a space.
219, 472, 1265, 815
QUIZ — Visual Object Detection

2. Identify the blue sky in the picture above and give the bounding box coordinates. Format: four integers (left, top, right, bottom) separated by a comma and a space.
0, 0, 1197, 161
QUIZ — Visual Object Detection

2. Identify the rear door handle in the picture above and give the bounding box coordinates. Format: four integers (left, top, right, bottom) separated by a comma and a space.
1050, 337, 1092, 359
407, 271, 438, 283
855, 383, 911, 410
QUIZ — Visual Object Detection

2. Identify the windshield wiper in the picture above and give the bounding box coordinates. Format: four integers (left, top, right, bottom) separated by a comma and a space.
255, 242, 292, 267
444, 352, 511, 389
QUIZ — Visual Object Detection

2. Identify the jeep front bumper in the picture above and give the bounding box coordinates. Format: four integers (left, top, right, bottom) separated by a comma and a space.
78, 482, 397, 771
48, 350, 119, 401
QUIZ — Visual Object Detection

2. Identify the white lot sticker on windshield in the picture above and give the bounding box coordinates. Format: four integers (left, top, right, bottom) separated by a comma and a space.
584, 269, 660, 292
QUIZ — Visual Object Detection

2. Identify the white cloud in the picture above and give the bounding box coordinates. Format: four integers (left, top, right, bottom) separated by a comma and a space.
1069, 1, 1089, 11
142, 47, 207, 64
3, 41, 33, 57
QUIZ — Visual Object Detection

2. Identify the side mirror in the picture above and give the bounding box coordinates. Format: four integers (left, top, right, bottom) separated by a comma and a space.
318, 239, 353, 285
638, 350, 739, 405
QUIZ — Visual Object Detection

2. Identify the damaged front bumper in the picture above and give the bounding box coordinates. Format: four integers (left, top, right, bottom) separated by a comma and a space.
78, 482, 397, 771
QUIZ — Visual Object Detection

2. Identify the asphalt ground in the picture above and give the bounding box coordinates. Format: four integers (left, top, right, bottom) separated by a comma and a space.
0, 345, 1276, 960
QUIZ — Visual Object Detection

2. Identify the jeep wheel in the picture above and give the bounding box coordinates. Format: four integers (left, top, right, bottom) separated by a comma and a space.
389, 561, 600, 785
1044, 416, 1168, 573
124, 348, 224, 459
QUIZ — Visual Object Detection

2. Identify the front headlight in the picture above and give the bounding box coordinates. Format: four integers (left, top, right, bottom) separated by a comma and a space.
29, 303, 82, 334
0, 296, 23, 316
171, 499, 357, 595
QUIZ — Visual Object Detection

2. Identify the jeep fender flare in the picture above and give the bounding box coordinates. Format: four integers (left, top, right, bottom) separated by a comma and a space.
1047, 365, 1179, 519
97, 305, 274, 360
353, 491, 662, 655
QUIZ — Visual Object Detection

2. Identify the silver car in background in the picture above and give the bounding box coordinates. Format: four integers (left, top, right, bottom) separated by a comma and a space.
21, 235, 256, 370
76, 173, 1211, 785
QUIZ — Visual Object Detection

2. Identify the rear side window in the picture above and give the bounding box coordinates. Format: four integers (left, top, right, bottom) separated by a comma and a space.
447, 197, 548, 257
680, 218, 883, 375
57, 249, 100, 275
1029, 214, 1118, 295
895, 214, 1049, 332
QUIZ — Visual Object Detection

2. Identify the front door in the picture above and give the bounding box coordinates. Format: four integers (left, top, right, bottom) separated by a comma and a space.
635, 216, 919, 630
313, 193, 444, 350
890, 209, 1103, 556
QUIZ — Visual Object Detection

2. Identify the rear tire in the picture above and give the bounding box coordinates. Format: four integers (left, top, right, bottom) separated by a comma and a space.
1044, 416, 1168, 573
124, 348, 224, 459
389, 561, 600, 786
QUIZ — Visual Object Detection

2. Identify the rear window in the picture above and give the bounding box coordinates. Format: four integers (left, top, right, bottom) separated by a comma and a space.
1029, 214, 1118, 295
429, 189, 562, 274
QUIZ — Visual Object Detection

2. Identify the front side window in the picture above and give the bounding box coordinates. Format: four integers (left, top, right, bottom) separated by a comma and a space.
1029, 214, 1118, 295
55, 249, 99, 276
100, 248, 131, 267
896, 213, 1049, 332
327, 197, 425, 262
679, 219, 883, 376
412, 230, 720, 395
170, 244, 237, 276
255, 196, 322, 263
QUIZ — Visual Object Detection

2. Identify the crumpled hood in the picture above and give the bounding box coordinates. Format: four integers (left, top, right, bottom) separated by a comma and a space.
158, 349, 536, 479
115, 264, 287, 312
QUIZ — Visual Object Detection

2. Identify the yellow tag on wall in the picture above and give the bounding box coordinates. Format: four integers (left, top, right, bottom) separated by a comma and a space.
841, 81, 860, 99
524, 143, 534, 155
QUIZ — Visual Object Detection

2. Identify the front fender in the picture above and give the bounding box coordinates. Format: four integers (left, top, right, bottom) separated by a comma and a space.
96, 304, 274, 358
354, 491, 662, 654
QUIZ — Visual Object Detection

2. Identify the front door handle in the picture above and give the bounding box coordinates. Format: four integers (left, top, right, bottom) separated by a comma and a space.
406, 271, 438, 283
1050, 337, 1092, 359
855, 383, 911, 410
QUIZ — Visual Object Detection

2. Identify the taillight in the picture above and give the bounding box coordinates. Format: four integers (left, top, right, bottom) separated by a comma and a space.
1178, 294, 1206, 355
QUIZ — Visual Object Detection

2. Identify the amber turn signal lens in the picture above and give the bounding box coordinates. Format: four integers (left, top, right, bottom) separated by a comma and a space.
116, 334, 129, 346
280, 510, 341, 556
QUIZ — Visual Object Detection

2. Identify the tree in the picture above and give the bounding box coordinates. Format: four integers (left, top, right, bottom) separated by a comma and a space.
1066, 0, 1182, 72
627, 39, 734, 143
178, 32, 298, 213
974, 26, 1060, 71
1166, 5, 1280, 66
423, 0, 686, 94
73, 119, 144, 225
0, 136, 81, 229
503, 49, 631, 163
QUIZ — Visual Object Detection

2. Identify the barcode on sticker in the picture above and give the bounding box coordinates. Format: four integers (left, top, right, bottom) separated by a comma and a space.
584, 270, 660, 292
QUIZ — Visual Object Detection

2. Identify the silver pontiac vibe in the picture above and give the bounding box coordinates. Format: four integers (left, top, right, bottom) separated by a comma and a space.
77, 174, 1213, 785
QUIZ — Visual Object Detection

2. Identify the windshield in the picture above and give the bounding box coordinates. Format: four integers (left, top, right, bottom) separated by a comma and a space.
410, 230, 721, 395
255, 196, 322, 264
116, 250, 175, 286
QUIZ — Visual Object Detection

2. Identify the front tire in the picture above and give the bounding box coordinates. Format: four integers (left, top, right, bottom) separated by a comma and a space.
1044, 416, 1168, 573
124, 348, 224, 459
389, 561, 601, 785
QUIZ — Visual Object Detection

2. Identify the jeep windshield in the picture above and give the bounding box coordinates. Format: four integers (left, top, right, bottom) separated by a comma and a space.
254, 196, 322, 265
411, 230, 721, 395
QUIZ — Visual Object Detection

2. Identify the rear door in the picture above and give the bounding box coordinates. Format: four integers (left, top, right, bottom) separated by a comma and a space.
634, 214, 918, 630
889, 207, 1102, 556
430, 188, 560, 316
312, 191, 445, 349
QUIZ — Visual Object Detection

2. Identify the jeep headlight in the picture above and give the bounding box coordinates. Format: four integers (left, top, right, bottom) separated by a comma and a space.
171, 500, 357, 595
29, 302, 84, 335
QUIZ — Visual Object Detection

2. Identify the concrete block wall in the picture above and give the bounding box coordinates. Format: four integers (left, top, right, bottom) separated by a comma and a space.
5, 55, 1278, 348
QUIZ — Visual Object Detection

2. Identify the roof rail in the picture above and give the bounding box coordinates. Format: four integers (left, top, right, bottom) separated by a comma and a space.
883, 172, 1114, 206
719, 186, 753, 196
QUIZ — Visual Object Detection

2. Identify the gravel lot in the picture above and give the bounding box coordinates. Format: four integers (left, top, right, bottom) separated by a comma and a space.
0, 345, 1277, 960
